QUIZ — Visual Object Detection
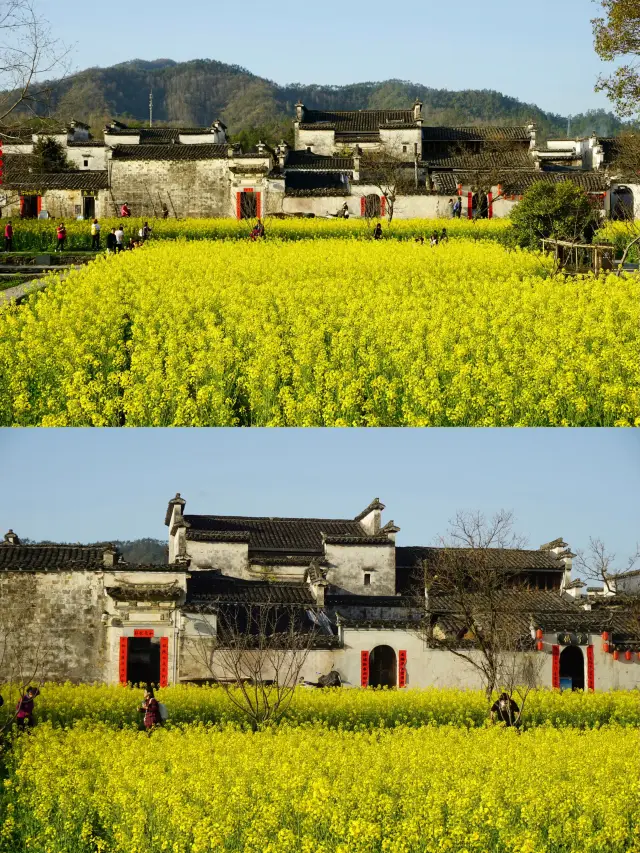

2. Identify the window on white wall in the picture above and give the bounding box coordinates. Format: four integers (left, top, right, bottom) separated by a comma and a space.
83, 160, 89, 168
364, 573, 371, 586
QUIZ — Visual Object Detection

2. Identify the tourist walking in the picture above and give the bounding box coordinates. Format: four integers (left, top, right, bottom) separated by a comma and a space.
16, 686, 40, 730
430, 230, 439, 246
106, 228, 117, 253
452, 197, 462, 218
440, 228, 448, 242
120, 202, 131, 218
373, 222, 383, 240
139, 687, 162, 731
114, 225, 125, 253
55, 222, 67, 252
161, 203, 169, 219
490, 692, 520, 727
139, 221, 152, 242
4, 221, 13, 252
90, 218, 101, 250
448, 198, 455, 218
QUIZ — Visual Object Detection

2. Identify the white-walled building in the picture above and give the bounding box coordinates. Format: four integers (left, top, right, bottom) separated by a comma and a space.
1, 495, 638, 692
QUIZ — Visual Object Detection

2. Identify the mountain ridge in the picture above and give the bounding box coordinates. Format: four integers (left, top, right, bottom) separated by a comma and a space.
33, 57, 630, 145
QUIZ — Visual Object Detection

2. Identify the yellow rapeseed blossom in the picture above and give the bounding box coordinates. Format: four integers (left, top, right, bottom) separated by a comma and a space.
2, 722, 639, 853
0, 239, 638, 426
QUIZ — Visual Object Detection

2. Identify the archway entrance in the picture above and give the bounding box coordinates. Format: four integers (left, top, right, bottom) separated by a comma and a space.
612, 186, 634, 221
127, 637, 161, 687
364, 194, 381, 218
369, 645, 396, 687
559, 646, 584, 691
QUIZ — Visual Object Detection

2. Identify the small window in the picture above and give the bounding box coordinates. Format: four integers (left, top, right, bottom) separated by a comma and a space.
364, 573, 371, 586
306, 146, 312, 152
402, 145, 407, 153
83, 160, 89, 168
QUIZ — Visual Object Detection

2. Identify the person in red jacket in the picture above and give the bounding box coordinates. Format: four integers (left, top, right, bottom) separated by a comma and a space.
16, 686, 39, 730
120, 202, 131, 218
4, 221, 13, 252
56, 222, 66, 252
139, 687, 161, 731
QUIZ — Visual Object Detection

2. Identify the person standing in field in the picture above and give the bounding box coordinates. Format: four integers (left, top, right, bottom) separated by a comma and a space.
440, 228, 448, 242
16, 686, 39, 730
139, 687, 162, 731
120, 202, 131, 218
490, 692, 520, 727
106, 227, 117, 253
90, 218, 101, 250
161, 203, 169, 219
114, 224, 124, 253
453, 197, 462, 218
56, 222, 66, 252
373, 222, 383, 240
447, 198, 455, 218
4, 221, 13, 252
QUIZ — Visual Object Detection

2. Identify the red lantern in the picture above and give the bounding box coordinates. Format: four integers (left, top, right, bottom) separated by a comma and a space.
613, 649, 619, 661
536, 629, 543, 640
625, 650, 632, 661
603, 642, 610, 653
602, 631, 609, 642
536, 640, 544, 651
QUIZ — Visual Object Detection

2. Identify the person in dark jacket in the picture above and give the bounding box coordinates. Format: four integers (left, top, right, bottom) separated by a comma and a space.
490, 692, 520, 727
373, 223, 383, 240
106, 228, 117, 253
16, 686, 39, 730
139, 687, 161, 731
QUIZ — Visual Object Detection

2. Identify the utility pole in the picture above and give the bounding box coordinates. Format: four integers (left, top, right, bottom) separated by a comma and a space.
567, 114, 572, 138
149, 90, 153, 128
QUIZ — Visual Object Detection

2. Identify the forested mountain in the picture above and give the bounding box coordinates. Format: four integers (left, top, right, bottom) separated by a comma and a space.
39, 58, 629, 145
24, 538, 167, 564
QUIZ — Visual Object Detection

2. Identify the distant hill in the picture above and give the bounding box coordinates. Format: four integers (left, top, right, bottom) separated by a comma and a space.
24, 538, 167, 564
31, 58, 631, 146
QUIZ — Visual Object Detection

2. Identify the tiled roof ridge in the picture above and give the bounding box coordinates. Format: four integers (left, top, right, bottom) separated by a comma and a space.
187, 513, 365, 525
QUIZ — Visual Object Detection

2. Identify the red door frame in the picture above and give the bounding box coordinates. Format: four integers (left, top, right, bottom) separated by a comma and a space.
160, 637, 169, 687
360, 650, 370, 687
467, 191, 473, 219
119, 637, 128, 684
487, 191, 493, 219
587, 645, 595, 691
398, 650, 407, 687
236, 189, 261, 220
552, 644, 560, 688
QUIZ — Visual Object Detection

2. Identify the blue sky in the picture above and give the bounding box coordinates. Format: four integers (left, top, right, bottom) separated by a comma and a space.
51, 0, 614, 116
0, 429, 637, 566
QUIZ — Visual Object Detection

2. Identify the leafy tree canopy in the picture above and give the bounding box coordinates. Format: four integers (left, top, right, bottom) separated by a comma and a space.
31, 136, 74, 172
510, 182, 600, 249
593, 0, 640, 117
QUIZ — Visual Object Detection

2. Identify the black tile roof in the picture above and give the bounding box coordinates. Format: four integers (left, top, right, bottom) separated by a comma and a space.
422, 126, 532, 142
430, 589, 576, 612
499, 170, 609, 193
299, 109, 416, 132
107, 583, 183, 601
185, 572, 315, 607
424, 151, 534, 170
66, 141, 106, 148
327, 594, 414, 607
0, 544, 107, 571
184, 514, 372, 553
285, 172, 349, 192
110, 144, 228, 161
2, 169, 109, 190
396, 546, 565, 572
431, 172, 459, 194
285, 150, 354, 171
106, 127, 213, 142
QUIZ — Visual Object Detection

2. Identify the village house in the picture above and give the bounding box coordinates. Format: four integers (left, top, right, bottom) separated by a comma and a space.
0, 107, 634, 220
1, 495, 638, 692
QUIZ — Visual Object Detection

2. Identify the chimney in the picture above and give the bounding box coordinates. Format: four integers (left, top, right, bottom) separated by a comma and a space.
352, 145, 361, 181
3, 529, 20, 545
413, 99, 423, 124
165, 493, 187, 527
277, 140, 289, 169
380, 520, 400, 542
527, 123, 537, 151
355, 498, 385, 535
103, 544, 117, 567
256, 140, 266, 156
295, 100, 305, 122
306, 560, 328, 606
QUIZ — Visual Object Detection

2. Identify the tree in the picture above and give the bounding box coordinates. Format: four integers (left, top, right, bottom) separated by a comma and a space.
414, 510, 543, 714
0, 1, 69, 130
360, 143, 417, 224
575, 536, 640, 595
510, 181, 601, 250
593, 0, 640, 118
30, 135, 73, 171
184, 596, 320, 730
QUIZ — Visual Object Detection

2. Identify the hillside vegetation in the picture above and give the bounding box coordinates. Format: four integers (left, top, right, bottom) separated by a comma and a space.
36, 58, 631, 144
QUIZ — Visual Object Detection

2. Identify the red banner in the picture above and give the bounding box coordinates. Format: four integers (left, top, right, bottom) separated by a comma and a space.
467, 192, 473, 219
134, 628, 154, 638
256, 191, 261, 219
360, 650, 369, 687
398, 650, 407, 688
360, 196, 366, 217
487, 191, 493, 219
552, 644, 560, 688
160, 637, 169, 687
587, 645, 595, 691
119, 637, 128, 684
380, 196, 386, 218
236, 192, 242, 220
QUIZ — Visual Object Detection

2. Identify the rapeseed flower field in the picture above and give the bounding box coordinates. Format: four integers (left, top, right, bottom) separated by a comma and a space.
5, 216, 511, 250
0, 239, 638, 426
2, 683, 640, 729
2, 722, 639, 853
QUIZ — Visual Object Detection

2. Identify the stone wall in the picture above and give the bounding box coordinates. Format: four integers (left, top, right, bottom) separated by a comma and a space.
0, 572, 106, 683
